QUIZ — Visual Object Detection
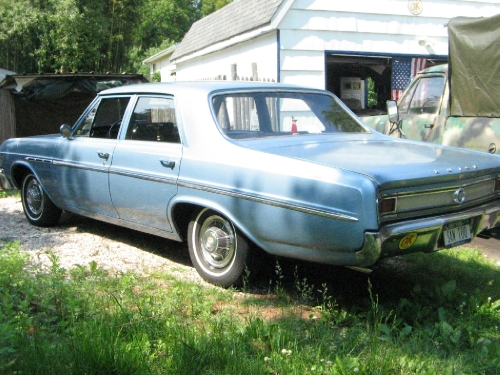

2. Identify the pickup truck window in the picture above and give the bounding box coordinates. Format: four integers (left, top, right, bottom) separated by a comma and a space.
398, 76, 445, 115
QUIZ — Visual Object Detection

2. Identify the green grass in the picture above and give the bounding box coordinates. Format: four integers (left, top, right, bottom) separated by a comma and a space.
1, 240, 499, 374
0, 190, 19, 199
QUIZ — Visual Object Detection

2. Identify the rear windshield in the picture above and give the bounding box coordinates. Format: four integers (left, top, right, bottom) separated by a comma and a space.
212, 91, 369, 139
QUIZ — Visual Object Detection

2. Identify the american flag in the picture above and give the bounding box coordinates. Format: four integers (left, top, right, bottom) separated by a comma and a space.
391, 57, 427, 101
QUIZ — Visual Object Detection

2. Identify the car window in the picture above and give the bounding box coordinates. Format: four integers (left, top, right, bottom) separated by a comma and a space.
75, 97, 130, 138
212, 92, 368, 139
125, 96, 180, 143
399, 76, 445, 115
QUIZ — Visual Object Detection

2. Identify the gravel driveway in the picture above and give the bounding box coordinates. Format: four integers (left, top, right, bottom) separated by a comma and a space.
0, 197, 204, 282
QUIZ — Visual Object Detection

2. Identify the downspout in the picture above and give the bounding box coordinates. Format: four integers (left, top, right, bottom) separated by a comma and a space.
277, 29, 281, 83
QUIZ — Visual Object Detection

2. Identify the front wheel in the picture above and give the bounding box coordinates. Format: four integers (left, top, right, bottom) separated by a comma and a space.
188, 208, 252, 287
21, 173, 62, 227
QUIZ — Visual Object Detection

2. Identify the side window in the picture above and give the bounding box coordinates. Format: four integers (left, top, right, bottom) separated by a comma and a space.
75, 97, 130, 138
399, 76, 445, 115
126, 97, 180, 143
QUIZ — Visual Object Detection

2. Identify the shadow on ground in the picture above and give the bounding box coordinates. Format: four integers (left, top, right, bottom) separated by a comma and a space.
37, 211, 500, 309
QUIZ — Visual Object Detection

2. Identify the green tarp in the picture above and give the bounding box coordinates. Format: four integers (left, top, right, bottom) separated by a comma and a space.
448, 13, 500, 117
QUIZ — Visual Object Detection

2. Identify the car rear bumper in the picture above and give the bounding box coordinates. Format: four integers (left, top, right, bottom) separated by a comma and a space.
356, 200, 500, 267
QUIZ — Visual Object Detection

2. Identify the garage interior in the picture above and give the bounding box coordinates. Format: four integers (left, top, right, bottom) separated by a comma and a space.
325, 53, 447, 116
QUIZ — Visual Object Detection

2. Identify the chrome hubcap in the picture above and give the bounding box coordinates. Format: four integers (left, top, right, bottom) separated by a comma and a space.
199, 215, 235, 269
26, 179, 43, 216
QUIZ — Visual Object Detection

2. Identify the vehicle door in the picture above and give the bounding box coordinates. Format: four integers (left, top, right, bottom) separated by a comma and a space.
52, 96, 131, 217
397, 75, 446, 143
109, 95, 182, 232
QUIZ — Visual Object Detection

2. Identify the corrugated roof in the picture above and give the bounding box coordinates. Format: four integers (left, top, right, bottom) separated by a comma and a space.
171, 0, 284, 60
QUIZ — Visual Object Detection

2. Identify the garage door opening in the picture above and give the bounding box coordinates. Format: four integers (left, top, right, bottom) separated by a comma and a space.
325, 53, 447, 116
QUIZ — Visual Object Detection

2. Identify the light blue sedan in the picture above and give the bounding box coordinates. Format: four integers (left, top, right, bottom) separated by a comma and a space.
1, 81, 500, 287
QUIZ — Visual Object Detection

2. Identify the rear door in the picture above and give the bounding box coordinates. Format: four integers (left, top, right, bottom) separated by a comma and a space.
109, 95, 182, 232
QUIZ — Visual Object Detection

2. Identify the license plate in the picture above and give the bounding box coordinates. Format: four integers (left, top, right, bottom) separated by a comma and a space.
443, 220, 472, 248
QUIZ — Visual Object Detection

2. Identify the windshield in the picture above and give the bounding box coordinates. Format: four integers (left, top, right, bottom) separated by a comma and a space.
212, 91, 369, 139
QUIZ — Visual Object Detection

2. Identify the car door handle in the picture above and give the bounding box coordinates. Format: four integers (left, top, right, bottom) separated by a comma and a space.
424, 124, 434, 129
98, 152, 109, 160
160, 160, 175, 169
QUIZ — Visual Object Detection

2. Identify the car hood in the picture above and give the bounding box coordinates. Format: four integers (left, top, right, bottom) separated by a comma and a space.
240, 135, 500, 189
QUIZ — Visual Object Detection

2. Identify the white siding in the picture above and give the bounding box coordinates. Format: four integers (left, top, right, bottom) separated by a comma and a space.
159, 61, 176, 82
277, 0, 500, 88
175, 32, 278, 82
288, 0, 500, 17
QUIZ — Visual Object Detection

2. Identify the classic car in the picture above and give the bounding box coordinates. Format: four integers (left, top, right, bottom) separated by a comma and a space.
1, 81, 500, 287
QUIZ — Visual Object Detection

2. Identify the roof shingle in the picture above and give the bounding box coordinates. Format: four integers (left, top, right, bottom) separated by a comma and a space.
172, 0, 284, 60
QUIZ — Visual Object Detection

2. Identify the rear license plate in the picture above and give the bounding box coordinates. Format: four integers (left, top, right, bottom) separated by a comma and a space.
443, 220, 472, 248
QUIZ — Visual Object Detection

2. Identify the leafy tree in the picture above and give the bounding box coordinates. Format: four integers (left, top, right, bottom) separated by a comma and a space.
0, 0, 232, 74
200, 0, 232, 16
127, 39, 175, 79
38, 0, 110, 72
0, 0, 42, 72
134, 0, 198, 50
104, 0, 143, 72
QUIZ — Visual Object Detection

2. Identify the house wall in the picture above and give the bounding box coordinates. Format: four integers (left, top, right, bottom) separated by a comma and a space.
277, 0, 500, 88
157, 59, 176, 82
175, 32, 279, 82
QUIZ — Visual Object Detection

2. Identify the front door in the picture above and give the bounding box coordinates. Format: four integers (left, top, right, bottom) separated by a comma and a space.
52, 96, 131, 217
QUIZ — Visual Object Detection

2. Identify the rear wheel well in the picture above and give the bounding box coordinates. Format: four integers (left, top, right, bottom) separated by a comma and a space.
171, 203, 202, 241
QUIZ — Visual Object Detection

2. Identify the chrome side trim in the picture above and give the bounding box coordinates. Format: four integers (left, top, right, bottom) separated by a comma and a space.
109, 168, 177, 185
52, 160, 108, 174
53, 159, 357, 222
179, 180, 359, 222
53, 160, 178, 185
25, 157, 52, 164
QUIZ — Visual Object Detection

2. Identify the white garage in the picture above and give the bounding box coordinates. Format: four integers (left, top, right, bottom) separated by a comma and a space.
162, 0, 500, 114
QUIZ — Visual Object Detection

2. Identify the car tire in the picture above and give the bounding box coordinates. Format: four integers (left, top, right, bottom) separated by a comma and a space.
188, 208, 252, 287
21, 173, 62, 227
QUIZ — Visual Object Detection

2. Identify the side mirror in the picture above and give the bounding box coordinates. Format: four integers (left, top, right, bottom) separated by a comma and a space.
60, 124, 72, 138
386, 100, 399, 124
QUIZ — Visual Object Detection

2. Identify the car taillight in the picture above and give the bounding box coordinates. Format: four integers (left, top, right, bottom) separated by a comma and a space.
495, 178, 500, 192
378, 197, 397, 215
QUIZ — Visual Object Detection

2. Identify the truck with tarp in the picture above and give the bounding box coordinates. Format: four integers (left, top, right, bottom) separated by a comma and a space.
362, 13, 500, 155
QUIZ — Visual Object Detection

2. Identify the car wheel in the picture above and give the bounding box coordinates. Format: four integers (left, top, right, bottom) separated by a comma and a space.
21, 173, 62, 227
188, 208, 251, 287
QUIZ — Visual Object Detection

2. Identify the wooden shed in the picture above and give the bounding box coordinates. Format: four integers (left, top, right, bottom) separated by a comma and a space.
0, 72, 147, 144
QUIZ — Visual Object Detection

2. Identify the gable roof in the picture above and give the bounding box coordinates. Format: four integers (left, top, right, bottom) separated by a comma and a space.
171, 0, 285, 61
143, 44, 177, 65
